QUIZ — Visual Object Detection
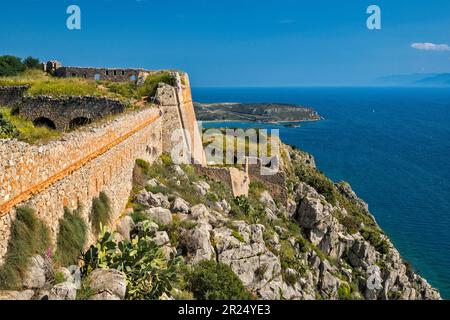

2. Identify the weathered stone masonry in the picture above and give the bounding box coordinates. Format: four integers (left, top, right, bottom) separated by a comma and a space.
0, 86, 30, 106
55, 66, 158, 84
0, 86, 126, 131
0, 107, 163, 264
19, 96, 125, 130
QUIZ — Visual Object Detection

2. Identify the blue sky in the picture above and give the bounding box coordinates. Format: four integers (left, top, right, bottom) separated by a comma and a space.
1, 0, 450, 86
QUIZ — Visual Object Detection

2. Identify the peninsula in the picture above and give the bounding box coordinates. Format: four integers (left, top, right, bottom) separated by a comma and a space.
194, 102, 321, 123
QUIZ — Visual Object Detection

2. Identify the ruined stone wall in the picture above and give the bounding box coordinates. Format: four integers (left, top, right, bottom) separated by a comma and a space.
18, 96, 125, 130
55, 67, 157, 83
0, 86, 30, 107
0, 108, 162, 264
194, 165, 249, 197
248, 159, 288, 205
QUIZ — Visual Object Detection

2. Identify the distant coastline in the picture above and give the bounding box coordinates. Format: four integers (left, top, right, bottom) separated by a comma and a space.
194, 102, 322, 124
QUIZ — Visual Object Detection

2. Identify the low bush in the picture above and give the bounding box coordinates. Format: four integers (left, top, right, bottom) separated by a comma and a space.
231, 230, 245, 242
185, 260, 253, 300
138, 72, 177, 99
54, 206, 87, 266
0, 206, 50, 289
338, 282, 353, 300
90, 192, 112, 235
82, 222, 182, 300
0, 112, 19, 139
0, 55, 26, 77
0, 106, 60, 143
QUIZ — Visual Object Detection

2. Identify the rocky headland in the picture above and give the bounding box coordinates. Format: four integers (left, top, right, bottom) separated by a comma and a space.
194, 102, 321, 123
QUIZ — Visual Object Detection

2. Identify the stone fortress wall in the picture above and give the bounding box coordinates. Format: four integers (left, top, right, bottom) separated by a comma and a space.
0, 61, 207, 264
0, 107, 162, 264
0, 62, 287, 264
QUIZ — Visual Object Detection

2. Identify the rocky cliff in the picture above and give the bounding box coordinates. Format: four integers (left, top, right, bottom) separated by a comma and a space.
0, 143, 441, 300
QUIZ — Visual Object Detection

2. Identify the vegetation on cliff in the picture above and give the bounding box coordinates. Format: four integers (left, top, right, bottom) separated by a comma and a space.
0, 145, 441, 300
0, 206, 50, 290
0, 106, 60, 143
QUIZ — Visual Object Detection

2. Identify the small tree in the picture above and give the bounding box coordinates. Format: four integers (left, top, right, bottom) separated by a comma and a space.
186, 260, 253, 300
0, 55, 26, 76
23, 56, 41, 70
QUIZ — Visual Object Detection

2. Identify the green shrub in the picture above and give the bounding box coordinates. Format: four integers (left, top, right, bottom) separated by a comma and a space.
186, 260, 253, 300
54, 206, 87, 266
0, 112, 19, 139
90, 192, 112, 235
0, 106, 60, 144
231, 195, 253, 216
138, 72, 177, 99
0, 206, 50, 289
106, 82, 137, 99
0, 55, 26, 77
231, 230, 245, 242
283, 269, 299, 287
254, 264, 268, 281
23, 56, 41, 70
146, 185, 169, 195
338, 282, 353, 300
160, 153, 173, 166
54, 271, 67, 285
82, 222, 182, 300
361, 227, 390, 254
130, 210, 148, 224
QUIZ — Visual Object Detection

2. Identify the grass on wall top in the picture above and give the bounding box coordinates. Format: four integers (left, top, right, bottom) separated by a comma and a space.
0, 69, 177, 101
0, 106, 60, 144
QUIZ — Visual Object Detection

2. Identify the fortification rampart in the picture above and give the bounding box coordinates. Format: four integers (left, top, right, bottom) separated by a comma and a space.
157, 73, 206, 166
0, 107, 162, 263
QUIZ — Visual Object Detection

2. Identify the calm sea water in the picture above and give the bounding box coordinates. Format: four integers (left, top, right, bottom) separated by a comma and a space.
192, 87, 450, 299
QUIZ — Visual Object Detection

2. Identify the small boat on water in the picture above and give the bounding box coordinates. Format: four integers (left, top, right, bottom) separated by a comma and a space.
284, 123, 301, 128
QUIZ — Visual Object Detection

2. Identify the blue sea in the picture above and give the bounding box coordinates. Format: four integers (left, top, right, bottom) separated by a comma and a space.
192, 87, 450, 299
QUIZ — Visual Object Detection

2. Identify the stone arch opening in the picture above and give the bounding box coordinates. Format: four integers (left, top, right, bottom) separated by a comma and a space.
94, 74, 101, 81
130, 75, 136, 82
69, 117, 91, 129
33, 117, 56, 129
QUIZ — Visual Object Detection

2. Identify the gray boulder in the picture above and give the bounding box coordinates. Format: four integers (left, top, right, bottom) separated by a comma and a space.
153, 231, 170, 246
145, 207, 173, 226
259, 191, 277, 212
193, 181, 210, 196
0, 290, 35, 300
49, 282, 77, 300
172, 197, 190, 214
88, 269, 126, 300
22, 255, 46, 289
116, 215, 135, 241
182, 222, 215, 264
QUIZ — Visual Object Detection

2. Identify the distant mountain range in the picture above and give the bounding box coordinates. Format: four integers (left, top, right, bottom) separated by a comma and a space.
375, 73, 450, 86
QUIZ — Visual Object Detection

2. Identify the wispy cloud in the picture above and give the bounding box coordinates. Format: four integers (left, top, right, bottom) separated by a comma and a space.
411, 42, 450, 51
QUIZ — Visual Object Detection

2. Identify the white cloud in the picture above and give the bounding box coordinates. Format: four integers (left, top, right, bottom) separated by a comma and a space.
411, 42, 450, 51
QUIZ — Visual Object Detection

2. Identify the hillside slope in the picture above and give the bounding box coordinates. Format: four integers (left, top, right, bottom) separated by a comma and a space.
194, 102, 321, 123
